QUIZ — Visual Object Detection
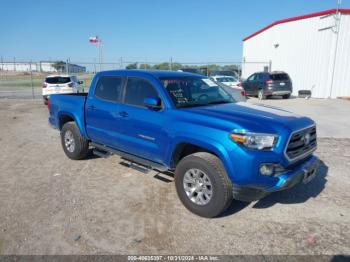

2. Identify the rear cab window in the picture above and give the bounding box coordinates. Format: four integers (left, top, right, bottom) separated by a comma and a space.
94, 76, 124, 102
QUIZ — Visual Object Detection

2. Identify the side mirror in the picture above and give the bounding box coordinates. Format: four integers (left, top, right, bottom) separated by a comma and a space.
143, 97, 162, 110
78, 80, 84, 85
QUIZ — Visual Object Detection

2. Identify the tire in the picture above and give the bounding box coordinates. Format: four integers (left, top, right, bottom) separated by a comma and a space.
175, 152, 233, 218
60, 122, 89, 160
258, 89, 265, 100
282, 94, 291, 99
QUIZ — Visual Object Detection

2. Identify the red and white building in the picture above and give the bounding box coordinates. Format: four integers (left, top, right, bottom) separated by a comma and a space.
242, 9, 350, 98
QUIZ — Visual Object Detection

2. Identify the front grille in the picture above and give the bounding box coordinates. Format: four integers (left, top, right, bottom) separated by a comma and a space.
285, 126, 317, 161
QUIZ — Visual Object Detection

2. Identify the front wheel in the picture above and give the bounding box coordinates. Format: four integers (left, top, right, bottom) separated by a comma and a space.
175, 152, 233, 218
282, 94, 291, 99
61, 122, 89, 160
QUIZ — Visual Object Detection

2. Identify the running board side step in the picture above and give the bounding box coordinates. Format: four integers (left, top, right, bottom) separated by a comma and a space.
92, 149, 112, 158
91, 142, 169, 172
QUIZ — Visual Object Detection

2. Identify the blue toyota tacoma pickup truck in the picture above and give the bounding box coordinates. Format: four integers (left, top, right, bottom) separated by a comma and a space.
48, 70, 319, 217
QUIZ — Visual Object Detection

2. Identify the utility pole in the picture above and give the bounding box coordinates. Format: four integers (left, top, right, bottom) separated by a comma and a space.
29, 61, 34, 99
329, 0, 342, 98
0, 56, 3, 80
66, 59, 69, 74
98, 40, 102, 71
169, 57, 173, 70
120, 57, 123, 69
93, 58, 96, 73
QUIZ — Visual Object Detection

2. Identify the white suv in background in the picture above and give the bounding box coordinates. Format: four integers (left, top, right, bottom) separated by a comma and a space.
210, 75, 241, 88
42, 75, 84, 104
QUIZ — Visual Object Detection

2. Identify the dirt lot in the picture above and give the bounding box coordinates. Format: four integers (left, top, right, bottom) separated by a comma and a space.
0, 99, 349, 255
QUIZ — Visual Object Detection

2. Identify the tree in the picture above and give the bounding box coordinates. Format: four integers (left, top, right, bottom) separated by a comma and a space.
52, 61, 66, 72
152, 62, 171, 70
126, 63, 138, 69
171, 62, 183, 71
223, 64, 240, 71
139, 63, 151, 69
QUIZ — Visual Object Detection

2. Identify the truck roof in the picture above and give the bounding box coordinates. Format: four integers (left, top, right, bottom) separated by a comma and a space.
97, 69, 204, 78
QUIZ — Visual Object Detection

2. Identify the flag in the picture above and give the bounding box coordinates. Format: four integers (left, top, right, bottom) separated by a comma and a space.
89, 36, 99, 43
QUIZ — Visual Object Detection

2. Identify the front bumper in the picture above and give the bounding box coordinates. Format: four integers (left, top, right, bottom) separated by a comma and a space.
232, 155, 320, 202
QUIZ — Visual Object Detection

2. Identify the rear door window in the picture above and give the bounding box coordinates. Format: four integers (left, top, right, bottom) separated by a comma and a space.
94, 76, 124, 102
124, 77, 159, 107
257, 73, 268, 80
45, 77, 71, 84
270, 73, 289, 81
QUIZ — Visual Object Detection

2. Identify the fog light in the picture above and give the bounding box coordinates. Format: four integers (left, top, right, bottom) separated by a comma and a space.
259, 164, 274, 176
259, 164, 285, 176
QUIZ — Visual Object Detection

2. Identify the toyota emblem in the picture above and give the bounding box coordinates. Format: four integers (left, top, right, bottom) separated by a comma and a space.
302, 133, 311, 145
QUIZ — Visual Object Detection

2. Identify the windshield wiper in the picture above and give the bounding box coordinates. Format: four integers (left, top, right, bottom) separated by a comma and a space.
207, 100, 232, 105
177, 103, 206, 108
177, 100, 233, 108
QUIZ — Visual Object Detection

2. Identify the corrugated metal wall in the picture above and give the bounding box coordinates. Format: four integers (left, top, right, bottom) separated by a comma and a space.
242, 13, 349, 98
332, 14, 350, 98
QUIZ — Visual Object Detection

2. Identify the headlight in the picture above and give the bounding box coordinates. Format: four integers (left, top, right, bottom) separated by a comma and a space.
230, 129, 278, 150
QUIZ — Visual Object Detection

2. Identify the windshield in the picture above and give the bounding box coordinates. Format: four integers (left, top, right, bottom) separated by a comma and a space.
45, 77, 71, 84
216, 77, 237, 82
159, 76, 235, 108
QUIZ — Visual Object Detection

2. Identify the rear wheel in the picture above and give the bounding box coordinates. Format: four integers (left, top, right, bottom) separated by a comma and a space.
61, 122, 89, 160
282, 94, 291, 99
258, 89, 265, 100
175, 152, 233, 218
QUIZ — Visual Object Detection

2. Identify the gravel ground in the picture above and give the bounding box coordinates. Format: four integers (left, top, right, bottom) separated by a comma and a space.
0, 99, 349, 255
0, 87, 41, 99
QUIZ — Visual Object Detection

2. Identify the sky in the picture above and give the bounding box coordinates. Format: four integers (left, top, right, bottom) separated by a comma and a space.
1, 0, 349, 64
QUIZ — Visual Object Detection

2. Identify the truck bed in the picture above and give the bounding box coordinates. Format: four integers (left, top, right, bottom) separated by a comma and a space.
48, 93, 88, 134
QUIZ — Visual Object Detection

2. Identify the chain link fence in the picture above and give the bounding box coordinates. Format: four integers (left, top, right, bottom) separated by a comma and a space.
0, 58, 270, 99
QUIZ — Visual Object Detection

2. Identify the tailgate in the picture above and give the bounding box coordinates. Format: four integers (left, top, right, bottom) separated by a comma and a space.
270, 73, 292, 91
271, 80, 292, 91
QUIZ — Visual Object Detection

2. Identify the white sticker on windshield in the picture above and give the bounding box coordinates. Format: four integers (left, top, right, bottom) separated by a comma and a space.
201, 79, 217, 87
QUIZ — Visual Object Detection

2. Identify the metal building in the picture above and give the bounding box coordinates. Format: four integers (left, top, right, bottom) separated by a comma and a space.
242, 9, 350, 98
0, 61, 86, 73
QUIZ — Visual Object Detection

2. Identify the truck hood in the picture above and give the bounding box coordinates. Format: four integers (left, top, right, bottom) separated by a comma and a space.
183, 102, 314, 133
